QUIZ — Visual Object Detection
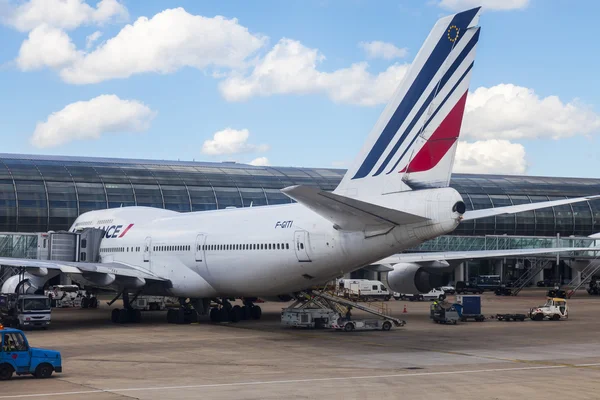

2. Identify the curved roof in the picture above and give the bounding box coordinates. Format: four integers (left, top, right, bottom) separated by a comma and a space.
0, 153, 598, 237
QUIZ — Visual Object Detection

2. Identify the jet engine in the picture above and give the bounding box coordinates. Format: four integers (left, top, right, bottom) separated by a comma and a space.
0, 270, 58, 294
386, 262, 449, 294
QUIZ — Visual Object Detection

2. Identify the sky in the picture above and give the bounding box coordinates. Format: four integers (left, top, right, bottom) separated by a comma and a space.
0, 0, 599, 178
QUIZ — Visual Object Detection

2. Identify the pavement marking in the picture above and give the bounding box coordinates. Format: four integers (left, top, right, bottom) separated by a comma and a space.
3, 363, 600, 399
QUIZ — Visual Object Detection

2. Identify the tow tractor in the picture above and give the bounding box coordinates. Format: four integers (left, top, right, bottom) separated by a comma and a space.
0, 324, 62, 380
529, 297, 569, 321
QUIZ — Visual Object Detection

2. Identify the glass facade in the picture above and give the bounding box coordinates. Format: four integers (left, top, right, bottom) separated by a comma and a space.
0, 154, 599, 236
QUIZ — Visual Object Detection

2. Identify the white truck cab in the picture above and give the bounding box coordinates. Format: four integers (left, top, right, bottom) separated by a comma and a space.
337, 279, 392, 301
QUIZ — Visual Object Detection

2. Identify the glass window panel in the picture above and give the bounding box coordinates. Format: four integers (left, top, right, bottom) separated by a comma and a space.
76, 182, 107, 211
120, 166, 160, 185
213, 187, 242, 209
549, 196, 574, 236
469, 194, 494, 235
133, 184, 163, 208
64, 166, 102, 183
193, 167, 236, 187
94, 166, 130, 184
489, 195, 514, 235
239, 188, 267, 207
36, 165, 72, 181
144, 165, 185, 185
529, 195, 554, 236
509, 195, 535, 236
572, 201, 592, 236
105, 183, 135, 208
2, 160, 43, 180
264, 189, 292, 205
162, 185, 191, 212
188, 186, 217, 211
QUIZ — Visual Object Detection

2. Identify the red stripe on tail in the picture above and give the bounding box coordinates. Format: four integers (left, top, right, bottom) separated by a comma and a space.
400, 91, 468, 174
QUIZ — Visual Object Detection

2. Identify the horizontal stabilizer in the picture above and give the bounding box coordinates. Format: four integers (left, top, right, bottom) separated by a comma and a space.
462, 195, 600, 221
281, 185, 429, 232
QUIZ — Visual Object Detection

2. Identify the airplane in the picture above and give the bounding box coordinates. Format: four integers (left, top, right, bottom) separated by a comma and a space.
1, 7, 598, 325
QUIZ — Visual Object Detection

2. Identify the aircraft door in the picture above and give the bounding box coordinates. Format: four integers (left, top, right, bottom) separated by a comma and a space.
195, 234, 206, 262
294, 230, 311, 262
143, 236, 152, 262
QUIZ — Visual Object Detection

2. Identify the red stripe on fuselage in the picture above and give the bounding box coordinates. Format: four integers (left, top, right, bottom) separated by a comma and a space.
118, 223, 134, 237
400, 91, 468, 174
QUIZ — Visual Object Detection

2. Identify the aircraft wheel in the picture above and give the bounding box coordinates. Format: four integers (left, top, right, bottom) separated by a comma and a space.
230, 305, 242, 323
111, 308, 120, 323
219, 307, 229, 323
251, 305, 262, 320
176, 308, 186, 324
240, 305, 249, 320
118, 309, 129, 324
89, 297, 98, 309
209, 307, 220, 323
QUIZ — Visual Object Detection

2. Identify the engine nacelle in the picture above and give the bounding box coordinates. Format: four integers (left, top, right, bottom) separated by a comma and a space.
0, 271, 58, 294
387, 262, 447, 294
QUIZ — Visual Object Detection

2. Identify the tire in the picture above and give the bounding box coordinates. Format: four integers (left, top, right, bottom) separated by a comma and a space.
343, 322, 354, 332
111, 308, 120, 323
89, 297, 98, 309
382, 321, 392, 331
438, 294, 446, 301
230, 305, 242, 323
167, 309, 176, 324
251, 305, 262, 320
133, 309, 142, 323
81, 297, 89, 309
552, 314, 561, 321
176, 308, 186, 324
34, 363, 53, 379
0, 364, 14, 381
384, 295, 391, 302
210, 307, 220, 323
532, 313, 544, 321
118, 308, 129, 324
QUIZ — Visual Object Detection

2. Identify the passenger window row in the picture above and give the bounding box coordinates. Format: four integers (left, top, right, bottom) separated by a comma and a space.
100, 246, 141, 253
199, 243, 290, 251
153, 245, 191, 252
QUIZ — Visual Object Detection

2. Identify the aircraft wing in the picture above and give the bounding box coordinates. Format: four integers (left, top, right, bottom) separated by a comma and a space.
0, 257, 166, 283
281, 185, 429, 232
462, 195, 600, 221
373, 247, 598, 271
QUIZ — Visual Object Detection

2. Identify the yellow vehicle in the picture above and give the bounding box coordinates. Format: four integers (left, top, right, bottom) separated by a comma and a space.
529, 298, 568, 321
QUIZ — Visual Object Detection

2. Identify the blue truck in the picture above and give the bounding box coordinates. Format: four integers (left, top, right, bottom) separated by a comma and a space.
0, 325, 62, 380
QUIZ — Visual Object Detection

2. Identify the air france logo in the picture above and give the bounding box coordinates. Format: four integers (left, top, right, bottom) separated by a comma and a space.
97, 223, 134, 239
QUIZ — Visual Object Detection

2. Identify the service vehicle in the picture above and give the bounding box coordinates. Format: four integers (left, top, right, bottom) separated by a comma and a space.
331, 317, 395, 332
336, 279, 392, 301
587, 279, 600, 296
529, 298, 569, 321
441, 285, 455, 295
45, 285, 84, 308
131, 295, 173, 311
0, 294, 51, 330
0, 324, 62, 380
281, 308, 341, 329
403, 288, 446, 301
455, 281, 484, 294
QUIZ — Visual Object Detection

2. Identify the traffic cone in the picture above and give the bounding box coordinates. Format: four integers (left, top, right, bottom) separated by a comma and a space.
403, 304, 408, 313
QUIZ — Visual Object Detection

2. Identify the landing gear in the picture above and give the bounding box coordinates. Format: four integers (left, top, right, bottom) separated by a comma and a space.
81, 293, 98, 309
207, 298, 261, 323
110, 292, 141, 324
166, 298, 199, 324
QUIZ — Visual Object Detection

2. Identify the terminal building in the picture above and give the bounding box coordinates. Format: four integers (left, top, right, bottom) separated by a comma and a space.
0, 153, 599, 286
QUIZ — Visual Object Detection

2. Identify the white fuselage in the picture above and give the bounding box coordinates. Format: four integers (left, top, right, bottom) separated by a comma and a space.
69, 188, 464, 299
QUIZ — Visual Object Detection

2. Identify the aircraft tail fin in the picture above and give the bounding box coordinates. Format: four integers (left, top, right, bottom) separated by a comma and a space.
335, 7, 481, 197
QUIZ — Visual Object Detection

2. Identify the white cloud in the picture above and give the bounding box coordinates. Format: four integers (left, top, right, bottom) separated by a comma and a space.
453, 139, 527, 174
30, 94, 156, 148
359, 41, 407, 60
16, 24, 80, 70
463, 84, 600, 140
438, 0, 529, 11
86, 30, 102, 49
5, 0, 128, 32
249, 157, 270, 166
219, 38, 409, 106
60, 7, 267, 84
201, 128, 269, 155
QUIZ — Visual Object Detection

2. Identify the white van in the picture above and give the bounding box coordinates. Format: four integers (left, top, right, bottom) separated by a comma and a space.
337, 279, 391, 301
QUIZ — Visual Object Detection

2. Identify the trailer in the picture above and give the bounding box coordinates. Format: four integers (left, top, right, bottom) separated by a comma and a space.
281, 308, 340, 329
330, 318, 394, 332
455, 295, 485, 322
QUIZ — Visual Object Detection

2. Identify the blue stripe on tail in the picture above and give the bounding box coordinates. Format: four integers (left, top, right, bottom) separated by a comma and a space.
351, 7, 480, 180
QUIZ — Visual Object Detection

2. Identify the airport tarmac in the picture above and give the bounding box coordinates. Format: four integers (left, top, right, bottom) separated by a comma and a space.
2, 290, 600, 400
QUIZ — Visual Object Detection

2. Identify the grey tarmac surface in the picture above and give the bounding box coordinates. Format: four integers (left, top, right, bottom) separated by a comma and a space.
2, 290, 600, 400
